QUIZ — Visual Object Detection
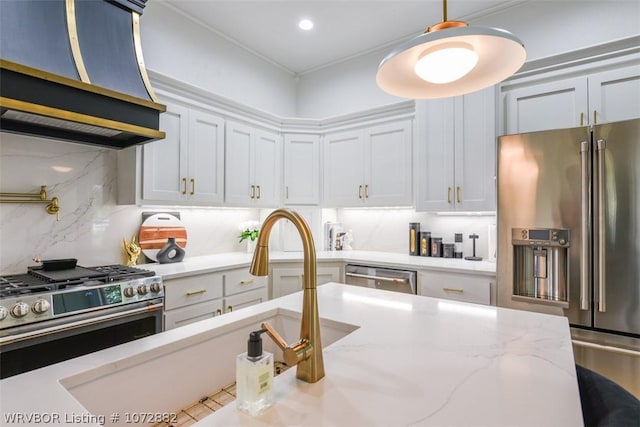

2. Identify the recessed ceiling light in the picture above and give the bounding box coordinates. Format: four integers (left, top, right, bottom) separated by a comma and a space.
298, 19, 314, 31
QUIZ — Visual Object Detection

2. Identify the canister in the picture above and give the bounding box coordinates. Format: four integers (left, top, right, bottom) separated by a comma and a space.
419, 231, 431, 256
409, 223, 420, 256
454, 233, 463, 258
443, 243, 455, 258
431, 237, 442, 257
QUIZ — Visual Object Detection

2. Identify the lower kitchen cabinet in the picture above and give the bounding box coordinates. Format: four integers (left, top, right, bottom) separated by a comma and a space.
163, 268, 268, 330
271, 264, 342, 299
222, 268, 268, 313
418, 270, 496, 306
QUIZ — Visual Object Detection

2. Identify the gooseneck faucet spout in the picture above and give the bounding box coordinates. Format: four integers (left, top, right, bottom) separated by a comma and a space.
249, 208, 325, 383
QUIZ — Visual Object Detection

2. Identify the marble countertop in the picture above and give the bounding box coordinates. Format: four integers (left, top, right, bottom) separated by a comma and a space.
0, 284, 582, 426
142, 250, 496, 280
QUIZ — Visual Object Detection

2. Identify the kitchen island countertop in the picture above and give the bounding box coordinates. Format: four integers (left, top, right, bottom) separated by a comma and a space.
142, 250, 496, 280
0, 283, 581, 426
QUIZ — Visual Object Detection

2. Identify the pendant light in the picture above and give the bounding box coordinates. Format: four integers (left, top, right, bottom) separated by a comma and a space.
376, 0, 526, 99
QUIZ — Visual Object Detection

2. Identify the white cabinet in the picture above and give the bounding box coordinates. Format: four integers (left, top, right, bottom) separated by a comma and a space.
323, 120, 412, 207
163, 267, 269, 330
163, 272, 224, 330
225, 121, 281, 207
418, 270, 496, 306
415, 87, 496, 212
271, 264, 342, 299
141, 102, 225, 204
222, 268, 268, 313
283, 134, 321, 205
504, 64, 640, 134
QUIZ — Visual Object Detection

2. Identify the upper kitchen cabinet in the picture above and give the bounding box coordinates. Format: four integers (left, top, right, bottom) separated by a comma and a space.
503, 63, 640, 134
415, 87, 496, 212
225, 121, 281, 207
283, 134, 321, 205
118, 101, 225, 205
323, 120, 413, 207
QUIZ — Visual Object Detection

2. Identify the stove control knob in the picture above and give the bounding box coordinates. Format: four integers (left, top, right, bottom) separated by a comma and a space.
31, 299, 51, 314
10, 302, 30, 318
150, 283, 162, 293
137, 285, 148, 295
123, 286, 136, 298
0, 306, 7, 321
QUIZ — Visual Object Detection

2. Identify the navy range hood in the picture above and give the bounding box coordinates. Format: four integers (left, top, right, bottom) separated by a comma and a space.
0, 0, 165, 149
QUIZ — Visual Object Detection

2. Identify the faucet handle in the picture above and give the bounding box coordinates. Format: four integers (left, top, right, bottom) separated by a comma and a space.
261, 321, 312, 367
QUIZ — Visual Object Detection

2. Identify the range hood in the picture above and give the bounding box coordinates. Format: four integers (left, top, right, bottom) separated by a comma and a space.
0, 0, 165, 149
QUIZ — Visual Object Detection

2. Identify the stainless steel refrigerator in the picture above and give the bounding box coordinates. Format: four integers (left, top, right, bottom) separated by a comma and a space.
497, 118, 639, 343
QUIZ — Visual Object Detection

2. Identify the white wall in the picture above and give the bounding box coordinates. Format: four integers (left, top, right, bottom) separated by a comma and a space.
0, 133, 259, 274
296, 0, 640, 118
141, 2, 297, 117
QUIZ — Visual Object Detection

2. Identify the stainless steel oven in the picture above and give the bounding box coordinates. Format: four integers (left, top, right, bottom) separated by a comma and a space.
0, 265, 163, 379
345, 264, 417, 294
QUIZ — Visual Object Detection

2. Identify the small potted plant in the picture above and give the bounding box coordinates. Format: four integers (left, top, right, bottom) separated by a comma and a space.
238, 220, 261, 252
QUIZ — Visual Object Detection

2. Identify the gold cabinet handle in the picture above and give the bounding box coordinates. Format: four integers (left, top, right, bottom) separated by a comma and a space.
593, 110, 597, 125
190, 178, 195, 195
250, 185, 255, 199
358, 185, 363, 199
216, 309, 222, 316
365, 184, 369, 198
447, 187, 452, 204
285, 186, 289, 200
456, 186, 461, 203
227, 305, 233, 312
182, 178, 187, 195
240, 279, 254, 285
256, 185, 261, 199
580, 112, 584, 126
443, 287, 464, 293
186, 289, 207, 296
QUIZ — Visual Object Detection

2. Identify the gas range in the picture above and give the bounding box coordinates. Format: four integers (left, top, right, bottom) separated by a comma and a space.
0, 264, 163, 331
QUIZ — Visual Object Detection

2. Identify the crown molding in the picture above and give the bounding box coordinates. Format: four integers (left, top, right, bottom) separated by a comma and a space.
148, 68, 414, 135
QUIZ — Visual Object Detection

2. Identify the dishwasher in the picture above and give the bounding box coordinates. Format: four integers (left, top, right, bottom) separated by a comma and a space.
344, 264, 417, 294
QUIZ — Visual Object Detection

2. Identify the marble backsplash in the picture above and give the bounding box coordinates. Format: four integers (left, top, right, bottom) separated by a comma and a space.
0, 133, 496, 275
0, 133, 258, 274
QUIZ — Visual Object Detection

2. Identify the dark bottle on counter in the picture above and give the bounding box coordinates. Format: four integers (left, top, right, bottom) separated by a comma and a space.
419, 231, 431, 256
454, 233, 463, 258
156, 237, 185, 264
409, 223, 420, 256
431, 237, 442, 257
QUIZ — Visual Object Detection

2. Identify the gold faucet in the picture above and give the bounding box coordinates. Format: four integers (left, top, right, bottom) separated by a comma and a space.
250, 208, 325, 383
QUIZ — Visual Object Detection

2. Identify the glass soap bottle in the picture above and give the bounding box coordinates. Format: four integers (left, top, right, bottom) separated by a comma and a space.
236, 329, 274, 416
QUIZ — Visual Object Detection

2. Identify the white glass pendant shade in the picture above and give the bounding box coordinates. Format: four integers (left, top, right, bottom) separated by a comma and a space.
414, 43, 479, 84
377, 25, 526, 99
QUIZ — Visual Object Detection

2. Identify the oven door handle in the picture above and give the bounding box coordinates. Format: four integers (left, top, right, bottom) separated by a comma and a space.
345, 272, 409, 284
0, 302, 163, 346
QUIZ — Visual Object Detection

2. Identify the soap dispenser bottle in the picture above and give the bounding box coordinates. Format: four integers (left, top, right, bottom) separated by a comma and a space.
236, 329, 274, 416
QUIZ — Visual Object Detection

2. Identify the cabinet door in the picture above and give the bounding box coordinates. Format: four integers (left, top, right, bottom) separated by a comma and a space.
454, 87, 496, 211
187, 110, 225, 204
364, 120, 413, 206
323, 130, 364, 207
271, 266, 342, 298
415, 98, 455, 211
418, 270, 494, 306
588, 65, 640, 125
253, 129, 281, 207
164, 299, 223, 331
142, 103, 188, 202
224, 288, 268, 313
504, 76, 587, 134
225, 121, 253, 205
283, 134, 320, 205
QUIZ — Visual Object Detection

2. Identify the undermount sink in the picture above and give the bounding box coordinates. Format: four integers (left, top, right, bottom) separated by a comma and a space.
61, 307, 358, 421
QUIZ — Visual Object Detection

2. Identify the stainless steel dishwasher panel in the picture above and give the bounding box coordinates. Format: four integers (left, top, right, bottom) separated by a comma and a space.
344, 264, 417, 294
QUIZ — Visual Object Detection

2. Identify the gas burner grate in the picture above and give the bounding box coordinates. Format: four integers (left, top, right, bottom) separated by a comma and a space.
0, 275, 53, 297
91, 265, 155, 282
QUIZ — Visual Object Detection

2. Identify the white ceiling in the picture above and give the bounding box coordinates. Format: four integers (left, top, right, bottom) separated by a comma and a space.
159, 0, 525, 75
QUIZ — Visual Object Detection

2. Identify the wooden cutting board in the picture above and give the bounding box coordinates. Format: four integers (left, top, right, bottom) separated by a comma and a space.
138, 213, 187, 262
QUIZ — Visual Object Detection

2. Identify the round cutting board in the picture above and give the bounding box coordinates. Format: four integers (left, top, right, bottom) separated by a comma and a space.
138, 213, 187, 262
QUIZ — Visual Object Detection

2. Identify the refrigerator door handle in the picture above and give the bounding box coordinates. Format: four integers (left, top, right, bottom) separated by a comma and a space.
597, 139, 606, 312
580, 141, 590, 311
